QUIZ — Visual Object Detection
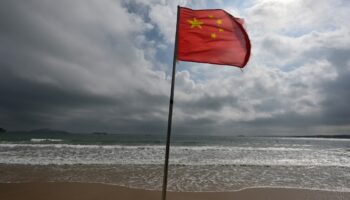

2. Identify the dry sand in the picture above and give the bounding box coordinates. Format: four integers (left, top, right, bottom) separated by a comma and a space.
0, 182, 349, 200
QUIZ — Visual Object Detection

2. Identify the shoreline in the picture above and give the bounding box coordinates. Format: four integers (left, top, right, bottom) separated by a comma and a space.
1, 163, 349, 192
3, 181, 350, 193
1, 182, 349, 200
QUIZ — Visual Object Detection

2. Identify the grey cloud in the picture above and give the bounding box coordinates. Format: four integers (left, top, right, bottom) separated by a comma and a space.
320, 58, 350, 125
0, 0, 170, 133
1, 0, 350, 136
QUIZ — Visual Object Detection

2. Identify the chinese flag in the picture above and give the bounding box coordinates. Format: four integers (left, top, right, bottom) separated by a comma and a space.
177, 7, 251, 68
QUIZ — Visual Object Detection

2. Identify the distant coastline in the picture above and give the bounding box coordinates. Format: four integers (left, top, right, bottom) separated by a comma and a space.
0, 128, 350, 139
0, 129, 110, 136
288, 134, 350, 139
1, 128, 349, 139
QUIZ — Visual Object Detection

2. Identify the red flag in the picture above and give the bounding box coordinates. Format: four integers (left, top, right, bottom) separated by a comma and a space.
177, 7, 251, 68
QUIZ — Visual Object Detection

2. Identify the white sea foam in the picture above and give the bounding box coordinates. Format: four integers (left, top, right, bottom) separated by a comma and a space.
0, 143, 349, 167
1, 139, 349, 192
30, 138, 63, 143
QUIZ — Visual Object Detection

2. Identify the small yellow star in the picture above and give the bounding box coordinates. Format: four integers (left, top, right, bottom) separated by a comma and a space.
188, 18, 203, 29
211, 33, 217, 39
219, 28, 224, 32
208, 15, 214, 18
216, 19, 222, 25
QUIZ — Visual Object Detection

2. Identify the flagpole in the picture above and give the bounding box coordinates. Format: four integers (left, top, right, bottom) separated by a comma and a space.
161, 5, 180, 200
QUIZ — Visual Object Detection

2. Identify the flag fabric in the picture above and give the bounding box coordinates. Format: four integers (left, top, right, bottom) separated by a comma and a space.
177, 7, 251, 68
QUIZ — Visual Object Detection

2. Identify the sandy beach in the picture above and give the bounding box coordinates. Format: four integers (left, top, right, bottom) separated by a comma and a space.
0, 182, 349, 200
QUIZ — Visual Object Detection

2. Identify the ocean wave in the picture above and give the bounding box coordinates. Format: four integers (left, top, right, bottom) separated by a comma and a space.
0, 143, 349, 167
30, 138, 63, 143
0, 143, 313, 151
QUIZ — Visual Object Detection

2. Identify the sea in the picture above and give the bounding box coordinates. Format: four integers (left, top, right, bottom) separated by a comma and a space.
0, 133, 349, 192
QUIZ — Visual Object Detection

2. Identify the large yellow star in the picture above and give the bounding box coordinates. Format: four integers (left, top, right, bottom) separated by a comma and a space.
188, 18, 203, 29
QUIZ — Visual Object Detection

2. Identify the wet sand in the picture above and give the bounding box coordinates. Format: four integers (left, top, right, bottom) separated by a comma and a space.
0, 182, 349, 200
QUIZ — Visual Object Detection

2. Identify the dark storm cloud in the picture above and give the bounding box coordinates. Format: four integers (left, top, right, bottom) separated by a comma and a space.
320, 54, 350, 125
0, 0, 170, 132
299, 40, 350, 126
0, 63, 170, 131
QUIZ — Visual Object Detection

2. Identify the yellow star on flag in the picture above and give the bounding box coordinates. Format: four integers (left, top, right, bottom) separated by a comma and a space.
211, 33, 217, 39
188, 18, 203, 29
216, 19, 222, 25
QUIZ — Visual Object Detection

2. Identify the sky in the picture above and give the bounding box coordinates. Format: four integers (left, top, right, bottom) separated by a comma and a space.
0, 0, 350, 136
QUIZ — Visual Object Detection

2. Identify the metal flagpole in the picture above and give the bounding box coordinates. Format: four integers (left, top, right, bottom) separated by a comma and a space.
161, 5, 180, 200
